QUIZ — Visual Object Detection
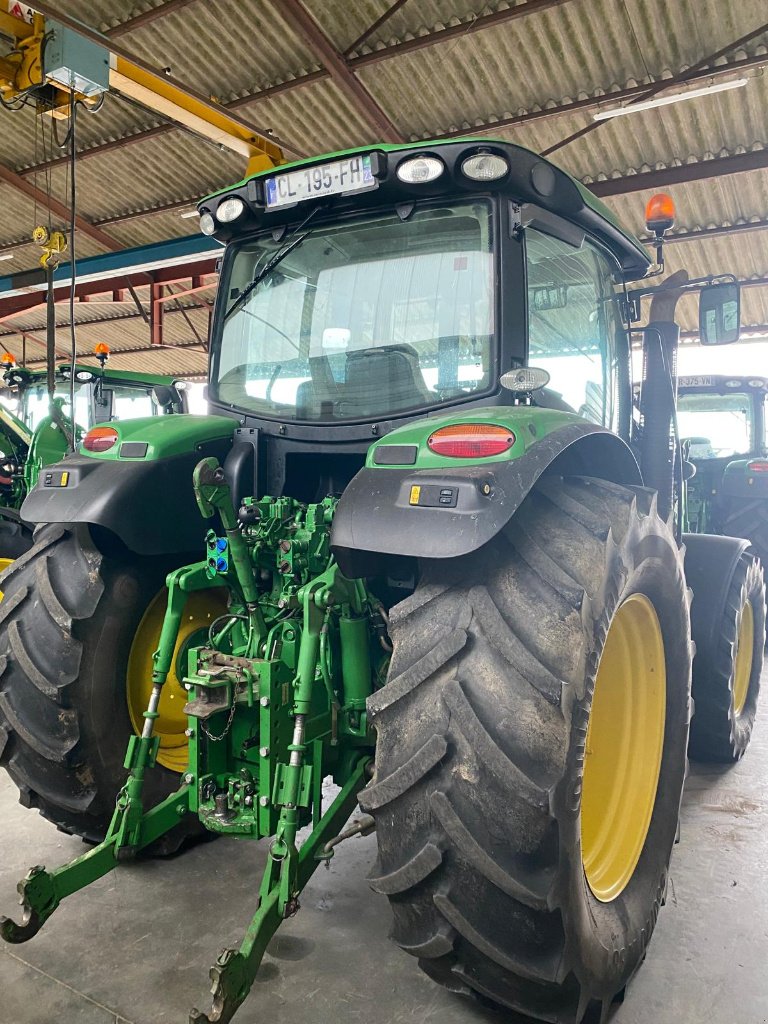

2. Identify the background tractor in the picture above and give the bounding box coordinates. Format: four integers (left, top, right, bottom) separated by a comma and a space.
0, 139, 764, 1024
678, 373, 768, 560
0, 355, 189, 561
675, 373, 768, 759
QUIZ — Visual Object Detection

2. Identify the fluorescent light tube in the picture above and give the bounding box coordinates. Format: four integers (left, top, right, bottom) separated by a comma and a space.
593, 78, 749, 121
179, 209, 199, 219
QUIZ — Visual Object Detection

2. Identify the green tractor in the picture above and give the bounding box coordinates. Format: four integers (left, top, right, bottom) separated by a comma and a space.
0, 354, 189, 561
678, 373, 768, 560
675, 373, 768, 759
0, 140, 765, 1024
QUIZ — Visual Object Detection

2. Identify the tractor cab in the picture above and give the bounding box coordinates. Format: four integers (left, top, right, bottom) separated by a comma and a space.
4, 360, 188, 432
0, 353, 189, 516
677, 374, 768, 561
200, 140, 652, 505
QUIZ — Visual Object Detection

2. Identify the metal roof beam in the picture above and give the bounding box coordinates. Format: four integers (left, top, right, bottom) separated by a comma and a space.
0, 300, 210, 338
0, 258, 217, 323
347, 0, 577, 67
343, 0, 412, 58
545, 19, 768, 156
106, 0, 203, 38
278, 0, 403, 142
641, 219, 768, 245
439, 51, 768, 139
589, 150, 768, 197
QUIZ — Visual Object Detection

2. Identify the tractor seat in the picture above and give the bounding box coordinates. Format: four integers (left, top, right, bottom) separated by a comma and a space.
297, 344, 431, 419
341, 345, 431, 417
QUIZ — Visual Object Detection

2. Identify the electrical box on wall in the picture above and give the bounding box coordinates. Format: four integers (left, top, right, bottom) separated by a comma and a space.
43, 19, 109, 96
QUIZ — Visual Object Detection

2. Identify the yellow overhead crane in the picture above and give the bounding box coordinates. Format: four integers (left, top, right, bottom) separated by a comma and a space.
0, 1, 285, 175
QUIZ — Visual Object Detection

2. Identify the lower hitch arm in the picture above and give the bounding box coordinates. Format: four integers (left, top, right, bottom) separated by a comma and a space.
189, 756, 371, 1024
0, 866, 55, 943
0, 565, 208, 945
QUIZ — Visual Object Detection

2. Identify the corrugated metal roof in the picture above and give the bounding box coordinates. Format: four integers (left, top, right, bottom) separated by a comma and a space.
0, 0, 766, 364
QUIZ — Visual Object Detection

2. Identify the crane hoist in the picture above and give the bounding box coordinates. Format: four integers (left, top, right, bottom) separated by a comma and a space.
0, 0, 285, 175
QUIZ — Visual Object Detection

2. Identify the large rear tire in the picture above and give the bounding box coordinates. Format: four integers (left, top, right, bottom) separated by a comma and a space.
0, 510, 33, 564
688, 552, 765, 762
0, 524, 216, 849
362, 475, 692, 1022
724, 499, 768, 571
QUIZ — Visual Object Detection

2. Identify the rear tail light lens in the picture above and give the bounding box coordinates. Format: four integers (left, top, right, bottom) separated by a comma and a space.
427, 423, 515, 458
83, 426, 118, 453
747, 460, 768, 473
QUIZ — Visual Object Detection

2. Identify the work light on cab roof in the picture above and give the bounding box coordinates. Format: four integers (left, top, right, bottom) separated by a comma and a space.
396, 155, 444, 183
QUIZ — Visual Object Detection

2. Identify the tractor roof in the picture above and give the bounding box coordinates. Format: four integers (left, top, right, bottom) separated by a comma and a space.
202, 138, 651, 279
24, 363, 180, 388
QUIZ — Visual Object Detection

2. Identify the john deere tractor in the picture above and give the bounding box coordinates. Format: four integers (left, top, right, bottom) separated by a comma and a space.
0, 140, 764, 1024
679, 373, 768, 559
0, 356, 189, 560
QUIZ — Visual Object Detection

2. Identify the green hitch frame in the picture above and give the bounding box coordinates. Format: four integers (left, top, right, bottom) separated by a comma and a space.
1, 457, 382, 1024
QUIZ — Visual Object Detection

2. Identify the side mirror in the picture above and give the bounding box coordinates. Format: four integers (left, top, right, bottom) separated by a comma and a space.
152, 384, 182, 411
699, 282, 741, 345
92, 387, 114, 423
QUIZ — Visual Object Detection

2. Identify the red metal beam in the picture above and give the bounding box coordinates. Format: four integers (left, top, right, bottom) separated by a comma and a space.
106, 0, 203, 38
150, 283, 164, 345
0, 258, 218, 324
588, 150, 768, 197
349, 0, 577, 67
155, 280, 216, 304
278, 0, 403, 142
343, 0, 412, 57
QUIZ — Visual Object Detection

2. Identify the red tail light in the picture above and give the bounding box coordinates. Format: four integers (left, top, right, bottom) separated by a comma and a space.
83, 426, 118, 453
427, 423, 515, 458
747, 460, 768, 473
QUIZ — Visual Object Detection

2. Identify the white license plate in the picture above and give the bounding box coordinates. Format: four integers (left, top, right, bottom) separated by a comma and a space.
265, 155, 377, 208
679, 375, 713, 388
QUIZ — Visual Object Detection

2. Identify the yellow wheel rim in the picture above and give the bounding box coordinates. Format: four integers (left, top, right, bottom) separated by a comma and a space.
0, 556, 14, 600
732, 600, 754, 716
126, 587, 228, 772
581, 594, 666, 903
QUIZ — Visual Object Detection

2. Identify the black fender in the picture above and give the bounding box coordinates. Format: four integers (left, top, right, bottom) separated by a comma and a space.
683, 532, 751, 667
721, 458, 768, 499
332, 423, 641, 578
20, 438, 232, 555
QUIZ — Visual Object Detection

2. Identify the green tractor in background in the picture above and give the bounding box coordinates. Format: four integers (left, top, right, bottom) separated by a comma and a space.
0, 351, 189, 561
675, 373, 768, 760
679, 373, 768, 561
0, 140, 765, 1024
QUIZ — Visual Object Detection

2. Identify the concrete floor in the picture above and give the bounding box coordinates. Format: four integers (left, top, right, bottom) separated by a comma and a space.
1, 681, 767, 1024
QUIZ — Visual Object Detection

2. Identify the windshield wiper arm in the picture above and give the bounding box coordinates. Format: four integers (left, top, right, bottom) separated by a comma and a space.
224, 232, 310, 322
224, 205, 324, 323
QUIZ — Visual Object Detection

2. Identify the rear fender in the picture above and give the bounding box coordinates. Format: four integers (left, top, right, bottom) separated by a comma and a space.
332, 417, 640, 578
721, 458, 768, 500
20, 414, 235, 555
